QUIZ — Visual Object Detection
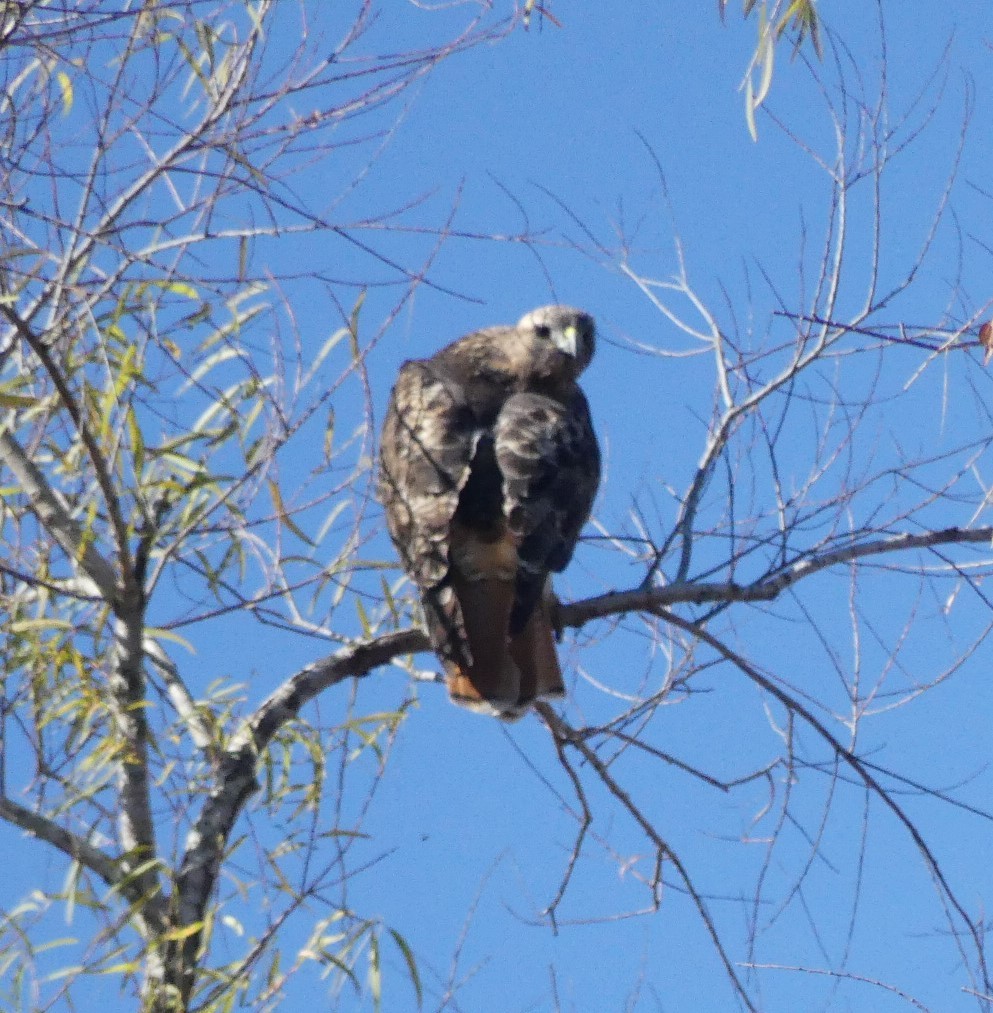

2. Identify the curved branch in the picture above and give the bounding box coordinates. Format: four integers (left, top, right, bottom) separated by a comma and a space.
155, 520, 993, 998
165, 629, 426, 997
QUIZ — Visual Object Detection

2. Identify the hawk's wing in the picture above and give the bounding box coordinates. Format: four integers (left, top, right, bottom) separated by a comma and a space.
378, 359, 477, 666
494, 388, 600, 633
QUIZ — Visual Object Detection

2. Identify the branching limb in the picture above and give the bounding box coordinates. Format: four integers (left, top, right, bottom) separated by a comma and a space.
0, 428, 118, 602
0, 306, 133, 579
164, 628, 426, 1000
0, 796, 122, 888
0, 795, 166, 935
535, 702, 757, 1011
661, 609, 992, 997
143, 637, 215, 753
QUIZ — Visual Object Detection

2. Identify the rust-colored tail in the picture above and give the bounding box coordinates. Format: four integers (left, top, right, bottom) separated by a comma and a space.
508, 594, 565, 718
444, 571, 520, 715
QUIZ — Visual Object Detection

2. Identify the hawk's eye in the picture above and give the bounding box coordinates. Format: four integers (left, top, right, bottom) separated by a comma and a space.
534, 324, 552, 339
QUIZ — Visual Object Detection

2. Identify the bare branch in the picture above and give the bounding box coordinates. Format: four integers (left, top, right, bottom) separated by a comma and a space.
0, 794, 166, 935
562, 526, 993, 629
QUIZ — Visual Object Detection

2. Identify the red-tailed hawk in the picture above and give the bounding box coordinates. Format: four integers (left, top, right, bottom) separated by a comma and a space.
379, 305, 600, 718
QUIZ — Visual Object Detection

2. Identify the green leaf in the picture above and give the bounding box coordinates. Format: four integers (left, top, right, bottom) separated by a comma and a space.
389, 929, 422, 1007
348, 291, 365, 358
127, 404, 145, 478
0, 392, 38, 408
96, 961, 142, 976
368, 931, 381, 1012
56, 71, 73, 115
268, 480, 315, 547
355, 597, 371, 636
159, 921, 203, 942
145, 627, 197, 654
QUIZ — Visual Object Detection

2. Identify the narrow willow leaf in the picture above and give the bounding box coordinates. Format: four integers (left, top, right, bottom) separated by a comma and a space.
56, 70, 73, 115
145, 627, 197, 654
754, 10, 774, 107
389, 929, 423, 1007
348, 291, 366, 356
303, 327, 348, 386
355, 597, 371, 636
196, 300, 267, 353
367, 932, 382, 1012
745, 74, 757, 141
11, 618, 73, 633
162, 280, 199, 300
44, 963, 85, 982
177, 345, 240, 392
268, 480, 315, 547
0, 392, 38, 408
96, 961, 142, 976
159, 921, 204, 942
127, 404, 144, 477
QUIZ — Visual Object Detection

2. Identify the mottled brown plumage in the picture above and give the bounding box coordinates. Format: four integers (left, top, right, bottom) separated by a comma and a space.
379, 305, 600, 717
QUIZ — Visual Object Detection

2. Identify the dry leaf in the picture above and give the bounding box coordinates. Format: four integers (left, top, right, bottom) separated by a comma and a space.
980, 321, 993, 365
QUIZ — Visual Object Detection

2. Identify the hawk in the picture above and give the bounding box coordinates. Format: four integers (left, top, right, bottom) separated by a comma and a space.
378, 305, 600, 718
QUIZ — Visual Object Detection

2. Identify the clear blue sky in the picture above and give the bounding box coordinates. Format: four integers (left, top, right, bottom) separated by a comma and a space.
5, 3, 993, 1011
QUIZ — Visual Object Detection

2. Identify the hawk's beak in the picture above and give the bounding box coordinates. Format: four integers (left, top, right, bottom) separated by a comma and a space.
554, 324, 579, 358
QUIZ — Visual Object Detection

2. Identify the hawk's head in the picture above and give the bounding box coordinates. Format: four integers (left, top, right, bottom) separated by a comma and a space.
517, 305, 596, 376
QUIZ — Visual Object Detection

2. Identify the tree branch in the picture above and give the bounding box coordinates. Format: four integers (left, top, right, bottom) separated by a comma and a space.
535, 703, 757, 1011
661, 609, 992, 998
0, 306, 134, 579
0, 427, 118, 602
164, 629, 425, 997
109, 601, 162, 916
561, 526, 993, 629
0, 795, 166, 934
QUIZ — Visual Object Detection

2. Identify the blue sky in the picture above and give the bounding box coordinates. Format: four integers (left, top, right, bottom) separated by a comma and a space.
4, 2, 993, 1011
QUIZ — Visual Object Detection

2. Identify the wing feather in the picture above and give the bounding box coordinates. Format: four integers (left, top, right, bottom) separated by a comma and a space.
379, 360, 476, 588
379, 360, 481, 668
494, 389, 599, 631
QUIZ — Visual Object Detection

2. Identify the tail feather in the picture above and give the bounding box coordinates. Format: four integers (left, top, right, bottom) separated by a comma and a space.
444, 571, 520, 714
508, 595, 565, 716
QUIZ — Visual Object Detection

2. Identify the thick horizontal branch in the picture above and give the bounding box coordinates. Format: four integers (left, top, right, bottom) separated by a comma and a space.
168, 523, 993, 954
560, 526, 993, 629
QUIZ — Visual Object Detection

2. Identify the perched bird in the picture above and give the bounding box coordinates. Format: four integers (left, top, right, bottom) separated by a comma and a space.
379, 305, 600, 717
